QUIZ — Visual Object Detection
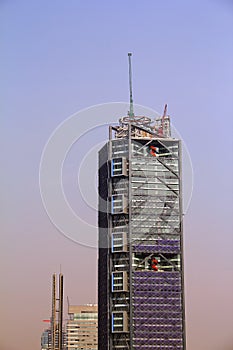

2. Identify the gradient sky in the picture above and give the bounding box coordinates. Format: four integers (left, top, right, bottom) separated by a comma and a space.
1, 1, 233, 349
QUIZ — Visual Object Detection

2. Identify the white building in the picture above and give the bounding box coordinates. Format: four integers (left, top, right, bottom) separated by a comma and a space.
66, 305, 98, 350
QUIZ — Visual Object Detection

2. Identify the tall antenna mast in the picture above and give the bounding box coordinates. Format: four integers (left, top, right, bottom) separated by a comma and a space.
128, 52, 134, 117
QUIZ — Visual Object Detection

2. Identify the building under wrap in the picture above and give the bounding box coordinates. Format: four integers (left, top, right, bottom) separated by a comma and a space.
98, 109, 186, 350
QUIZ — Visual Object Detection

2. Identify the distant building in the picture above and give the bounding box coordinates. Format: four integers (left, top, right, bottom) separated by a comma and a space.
41, 329, 51, 350
41, 327, 66, 350
41, 273, 65, 350
66, 305, 98, 350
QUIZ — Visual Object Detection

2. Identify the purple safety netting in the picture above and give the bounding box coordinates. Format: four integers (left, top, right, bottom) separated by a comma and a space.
132, 270, 184, 348
133, 244, 180, 253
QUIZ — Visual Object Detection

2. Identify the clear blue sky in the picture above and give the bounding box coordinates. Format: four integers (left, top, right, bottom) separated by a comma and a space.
1, 1, 233, 349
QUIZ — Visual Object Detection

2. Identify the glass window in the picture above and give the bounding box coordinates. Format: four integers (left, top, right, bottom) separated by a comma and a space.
111, 195, 127, 214
111, 232, 127, 252
111, 157, 127, 177
112, 271, 128, 292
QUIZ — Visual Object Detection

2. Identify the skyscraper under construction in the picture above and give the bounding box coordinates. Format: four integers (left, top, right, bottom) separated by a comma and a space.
98, 54, 186, 349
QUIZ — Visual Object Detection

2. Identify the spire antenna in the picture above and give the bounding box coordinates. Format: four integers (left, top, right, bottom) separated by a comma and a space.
128, 53, 134, 117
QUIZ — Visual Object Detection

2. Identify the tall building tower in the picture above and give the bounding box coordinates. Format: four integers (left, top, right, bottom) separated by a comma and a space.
98, 54, 186, 349
51, 273, 64, 350
41, 274, 65, 350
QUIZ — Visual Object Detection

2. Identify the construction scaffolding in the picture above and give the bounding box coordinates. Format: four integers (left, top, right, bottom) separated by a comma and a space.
98, 116, 186, 349
98, 53, 186, 350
